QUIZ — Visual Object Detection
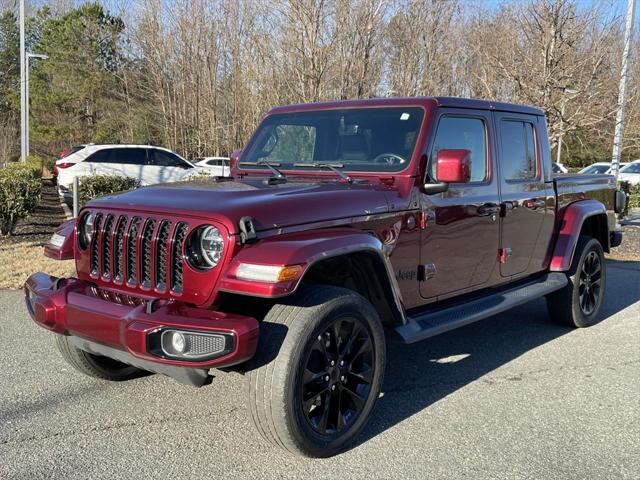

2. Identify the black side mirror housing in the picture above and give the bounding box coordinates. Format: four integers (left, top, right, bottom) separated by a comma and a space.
421, 182, 449, 195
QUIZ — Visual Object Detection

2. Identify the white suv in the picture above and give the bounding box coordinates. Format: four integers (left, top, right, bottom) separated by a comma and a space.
56, 145, 201, 198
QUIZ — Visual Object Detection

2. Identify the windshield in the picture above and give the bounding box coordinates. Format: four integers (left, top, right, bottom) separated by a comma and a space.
241, 107, 425, 173
581, 164, 609, 174
620, 163, 640, 173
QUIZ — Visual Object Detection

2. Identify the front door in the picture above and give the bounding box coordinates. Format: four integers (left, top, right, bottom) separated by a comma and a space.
419, 110, 500, 300
494, 112, 547, 277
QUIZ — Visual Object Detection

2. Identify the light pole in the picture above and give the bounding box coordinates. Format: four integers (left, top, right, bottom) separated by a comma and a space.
611, 0, 636, 180
556, 88, 578, 166
19, 0, 26, 162
25, 53, 48, 156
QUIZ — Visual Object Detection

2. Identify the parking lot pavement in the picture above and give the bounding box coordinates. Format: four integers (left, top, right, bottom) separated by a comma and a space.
1, 259, 638, 480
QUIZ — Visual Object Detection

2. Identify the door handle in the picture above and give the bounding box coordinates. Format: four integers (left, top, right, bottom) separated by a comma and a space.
523, 198, 546, 210
477, 203, 501, 217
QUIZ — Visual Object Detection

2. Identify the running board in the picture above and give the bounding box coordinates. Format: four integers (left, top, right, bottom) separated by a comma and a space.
396, 273, 568, 344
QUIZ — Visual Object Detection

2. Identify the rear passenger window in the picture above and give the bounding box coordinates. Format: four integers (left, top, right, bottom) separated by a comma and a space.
116, 148, 147, 165
430, 117, 487, 182
500, 121, 537, 180
86, 149, 110, 163
86, 148, 146, 165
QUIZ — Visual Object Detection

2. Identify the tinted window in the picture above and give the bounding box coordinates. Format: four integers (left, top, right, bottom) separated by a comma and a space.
149, 149, 189, 168
86, 148, 146, 165
242, 107, 424, 173
207, 159, 222, 166
430, 116, 487, 182
620, 163, 640, 173
500, 120, 537, 181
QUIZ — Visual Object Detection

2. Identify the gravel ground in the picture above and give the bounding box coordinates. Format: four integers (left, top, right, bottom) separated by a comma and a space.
1, 259, 638, 480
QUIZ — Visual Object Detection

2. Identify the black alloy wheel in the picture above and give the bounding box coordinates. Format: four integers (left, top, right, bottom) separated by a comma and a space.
301, 317, 374, 435
578, 250, 602, 316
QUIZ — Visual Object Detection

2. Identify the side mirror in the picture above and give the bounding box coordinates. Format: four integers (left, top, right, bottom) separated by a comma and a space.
230, 149, 242, 170
436, 149, 471, 183
422, 149, 471, 195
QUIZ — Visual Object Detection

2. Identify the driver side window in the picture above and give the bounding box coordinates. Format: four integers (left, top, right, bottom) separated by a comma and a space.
429, 116, 487, 182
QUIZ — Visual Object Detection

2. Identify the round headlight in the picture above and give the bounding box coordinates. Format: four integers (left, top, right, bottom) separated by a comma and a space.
78, 213, 93, 250
200, 226, 224, 267
186, 225, 225, 270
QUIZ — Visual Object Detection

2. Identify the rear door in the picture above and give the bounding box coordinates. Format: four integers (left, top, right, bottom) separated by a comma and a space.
419, 109, 500, 300
495, 113, 547, 277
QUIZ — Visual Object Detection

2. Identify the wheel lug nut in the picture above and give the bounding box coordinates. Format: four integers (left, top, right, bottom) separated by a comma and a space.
331, 385, 336, 391
340, 360, 344, 367
340, 375, 345, 382
330, 360, 335, 366
317, 335, 322, 341
324, 375, 330, 382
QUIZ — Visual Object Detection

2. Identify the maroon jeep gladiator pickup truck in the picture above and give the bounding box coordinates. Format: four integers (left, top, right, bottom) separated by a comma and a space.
25, 97, 625, 457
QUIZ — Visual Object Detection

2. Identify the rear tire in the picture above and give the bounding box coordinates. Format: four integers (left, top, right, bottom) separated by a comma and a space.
55, 335, 144, 381
546, 236, 606, 328
246, 286, 386, 457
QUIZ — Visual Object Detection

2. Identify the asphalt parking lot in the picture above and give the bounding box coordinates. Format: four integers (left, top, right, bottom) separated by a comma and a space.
1, 259, 639, 480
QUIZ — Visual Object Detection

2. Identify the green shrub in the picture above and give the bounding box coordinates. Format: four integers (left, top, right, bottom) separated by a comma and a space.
26, 155, 44, 177
77, 175, 139, 208
43, 158, 56, 175
0, 163, 43, 236
619, 181, 640, 218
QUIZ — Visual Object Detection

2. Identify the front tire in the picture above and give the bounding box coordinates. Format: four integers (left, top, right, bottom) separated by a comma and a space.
547, 236, 606, 328
246, 286, 386, 457
55, 335, 144, 381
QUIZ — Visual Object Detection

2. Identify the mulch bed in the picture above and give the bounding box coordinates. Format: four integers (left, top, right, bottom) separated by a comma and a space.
8, 179, 68, 244
0, 180, 73, 289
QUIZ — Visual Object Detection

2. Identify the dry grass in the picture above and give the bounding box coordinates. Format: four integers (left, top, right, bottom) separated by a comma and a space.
0, 240, 74, 289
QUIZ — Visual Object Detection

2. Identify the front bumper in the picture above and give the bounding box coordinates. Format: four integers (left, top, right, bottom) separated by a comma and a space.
24, 273, 259, 386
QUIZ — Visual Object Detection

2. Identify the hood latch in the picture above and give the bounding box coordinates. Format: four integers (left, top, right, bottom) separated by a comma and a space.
239, 216, 257, 244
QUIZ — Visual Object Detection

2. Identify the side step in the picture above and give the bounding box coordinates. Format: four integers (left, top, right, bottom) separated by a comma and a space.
395, 273, 568, 344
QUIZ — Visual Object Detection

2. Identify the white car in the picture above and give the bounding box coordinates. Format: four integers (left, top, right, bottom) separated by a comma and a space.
552, 162, 568, 174
194, 157, 231, 177
618, 160, 640, 185
578, 162, 611, 175
56, 145, 202, 197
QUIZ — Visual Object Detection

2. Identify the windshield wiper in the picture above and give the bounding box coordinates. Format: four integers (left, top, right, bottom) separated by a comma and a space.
239, 161, 286, 184
293, 163, 353, 184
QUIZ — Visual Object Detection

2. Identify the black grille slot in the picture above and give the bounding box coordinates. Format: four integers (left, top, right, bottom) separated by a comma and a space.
126, 217, 141, 284
101, 214, 115, 279
90, 214, 103, 276
171, 223, 188, 293
113, 216, 127, 283
155, 221, 171, 290
140, 219, 156, 288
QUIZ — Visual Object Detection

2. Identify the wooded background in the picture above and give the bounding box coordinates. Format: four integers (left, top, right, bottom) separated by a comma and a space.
0, 0, 638, 168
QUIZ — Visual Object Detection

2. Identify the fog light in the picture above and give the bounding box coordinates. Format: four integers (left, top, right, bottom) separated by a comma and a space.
170, 331, 186, 354
159, 329, 230, 360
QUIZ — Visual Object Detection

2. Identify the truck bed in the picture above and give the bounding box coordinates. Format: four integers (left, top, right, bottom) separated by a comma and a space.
554, 173, 616, 211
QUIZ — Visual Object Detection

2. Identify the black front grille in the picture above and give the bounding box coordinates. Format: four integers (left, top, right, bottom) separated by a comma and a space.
89, 214, 187, 296
140, 219, 156, 288
155, 221, 171, 291
171, 223, 188, 293
90, 214, 103, 276
101, 214, 115, 279
126, 217, 141, 284
113, 216, 127, 283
